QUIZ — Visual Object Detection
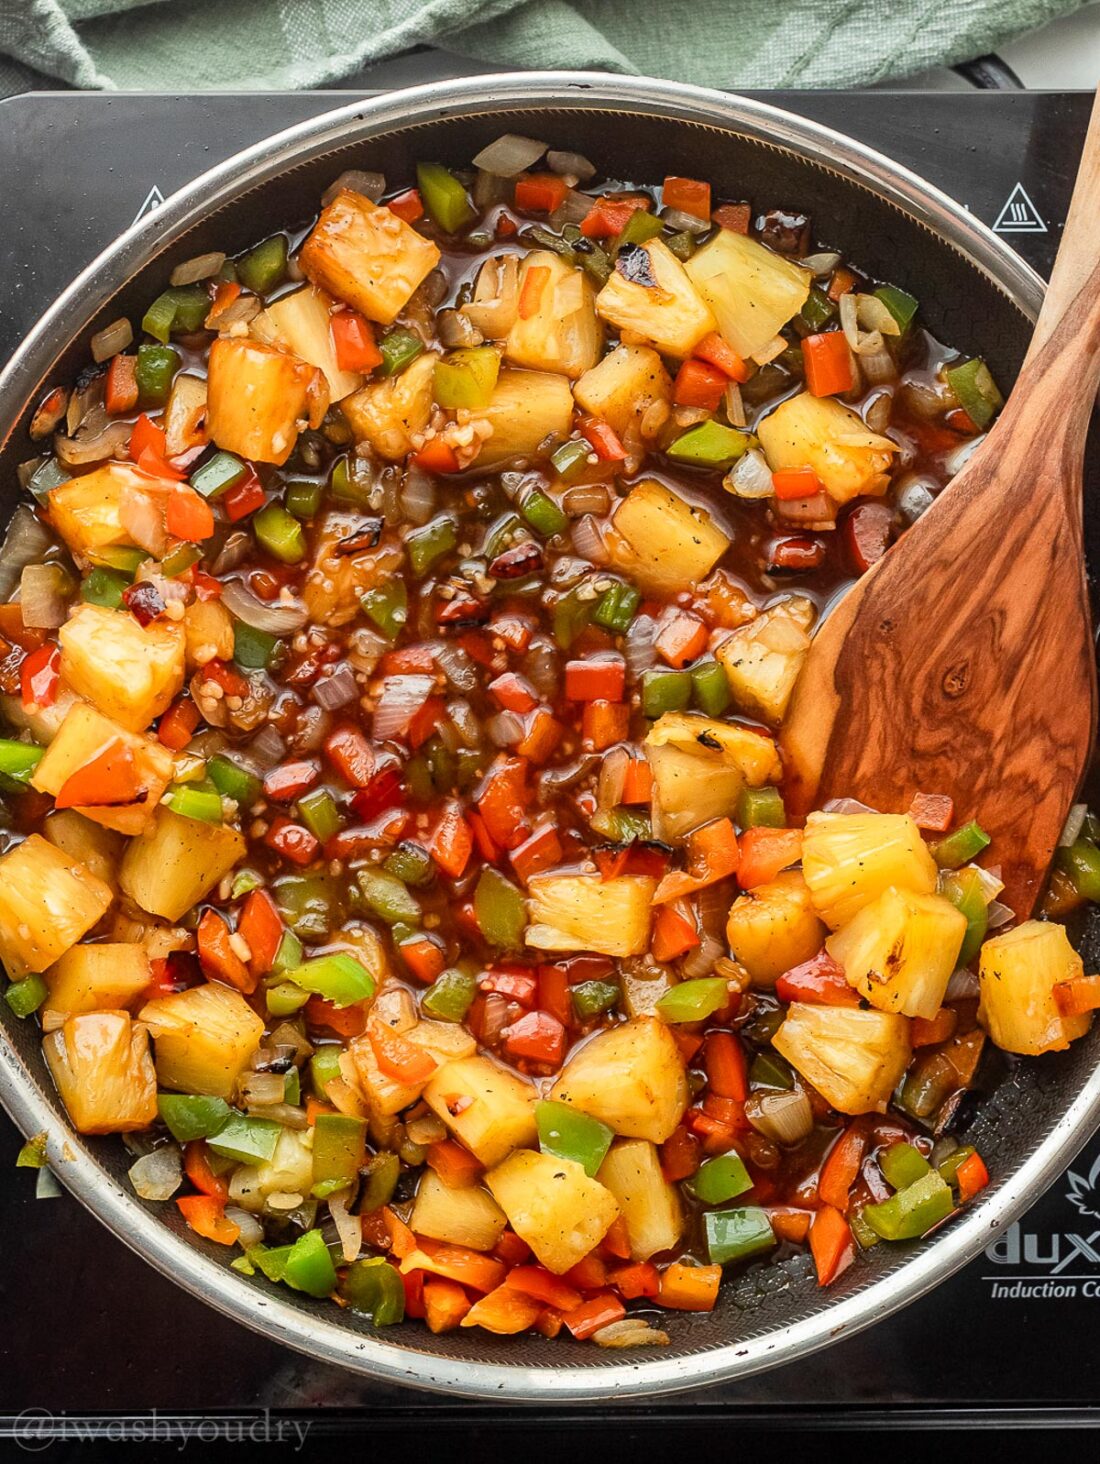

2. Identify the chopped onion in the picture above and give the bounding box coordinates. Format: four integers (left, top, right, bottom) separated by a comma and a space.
724, 447, 773, 500
462, 255, 519, 338
487, 710, 524, 747
864, 389, 894, 434
322, 170, 385, 206
19, 563, 69, 628
90, 316, 133, 364
437, 308, 483, 348
752, 336, 787, 367
373, 673, 434, 743
946, 966, 980, 1000
986, 899, 1015, 930
856, 293, 902, 338
221, 579, 309, 634
55, 415, 131, 467
745, 1089, 813, 1146
624, 614, 659, 678
240, 1071, 286, 1106
538, 754, 599, 793
680, 932, 725, 980
208, 531, 252, 577
856, 335, 896, 387
247, 724, 286, 770
800, 250, 842, 277
724, 382, 746, 428
120, 484, 167, 557
548, 189, 596, 230
312, 665, 358, 710
593, 1319, 669, 1349
943, 434, 986, 478
1060, 803, 1089, 847
598, 746, 629, 809
207, 294, 260, 330
224, 1206, 264, 1250
472, 134, 547, 177
128, 1146, 182, 1201
822, 796, 878, 815
0, 507, 53, 599
562, 484, 610, 517
524, 639, 560, 701
251, 1102, 309, 1129
400, 466, 436, 526
570, 514, 609, 564
29, 388, 70, 441
434, 641, 478, 693
839, 291, 859, 349
547, 149, 596, 182
346, 626, 387, 676
446, 697, 481, 749
170, 251, 226, 287
661, 206, 710, 236
328, 1190, 363, 1263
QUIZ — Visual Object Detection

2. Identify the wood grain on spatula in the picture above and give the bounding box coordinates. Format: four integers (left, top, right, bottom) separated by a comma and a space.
781, 89, 1100, 920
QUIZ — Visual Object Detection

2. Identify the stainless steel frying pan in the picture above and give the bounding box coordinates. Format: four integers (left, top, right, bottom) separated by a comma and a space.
1, 73, 1096, 1401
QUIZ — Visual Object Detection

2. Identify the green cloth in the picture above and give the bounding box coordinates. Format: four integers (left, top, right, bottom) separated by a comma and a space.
0, 0, 1089, 97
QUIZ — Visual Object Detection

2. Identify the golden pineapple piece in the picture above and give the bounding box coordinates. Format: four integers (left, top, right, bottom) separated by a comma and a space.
43, 1010, 157, 1134
827, 886, 966, 1019
106, 905, 192, 961
525, 873, 656, 958
773, 1003, 912, 1115
644, 711, 782, 841
44, 942, 150, 1025
43, 809, 124, 892
0, 835, 113, 977
412, 1171, 507, 1251
59, 603, 185, 734
505, 252, 602, 378
715, 596, 815, 726
253, 282, 364, 400
350, 1017, 476, 1118
684, 229, 811, 360
301, 508, 405, 627
31, 701, 175, 836
757, 392, 897, 504
573, 343, 672, 439
801, 811, 937, 930
299, 188, 441, 325
486, 1149, 619, 1275
726, 871, 827, 986
119, 807, 246, 922
182, 597, 235, 670
607, 479, 730, 596
595, 238, 716, 357
229, 1128, 315, 1212
206, 336, 328, 466
422, 1055, 538, 1167
162, 373, 208, 458
979, 920, 1092, 1055
47, 463, 152, 560
139, 981, 265, 1098
342, 352, 436, 461
597, 1139, 683, 1261
475, 368, 575, 467
549, 1017, 688, 1144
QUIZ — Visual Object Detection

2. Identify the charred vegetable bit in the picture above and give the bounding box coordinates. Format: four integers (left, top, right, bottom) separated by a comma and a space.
1, 130, 1071, 1349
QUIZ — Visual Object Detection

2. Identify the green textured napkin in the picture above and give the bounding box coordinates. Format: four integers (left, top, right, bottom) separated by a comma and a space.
0, 0, 1088, 97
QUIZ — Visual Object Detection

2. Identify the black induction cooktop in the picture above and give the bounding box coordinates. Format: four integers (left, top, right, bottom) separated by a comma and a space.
0, 84, 1097, 1440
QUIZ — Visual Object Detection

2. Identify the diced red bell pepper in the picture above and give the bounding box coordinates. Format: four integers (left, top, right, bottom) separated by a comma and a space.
694, 331, 750, 383
476, 755, 530, 851
331, 309, 383, 373
907, 791, 954, 833
955, 1150, 990, 1204
400, 936, 447, 985
305, 996, 366, 1038
239, 888, 283, 977
197, 907, 255, 993
265, 817, 320, 867
481, 964, 539, 1008
502, 1010, 567, 1067
509, 823, 564, 885
55, 739, 143, 810
578, 416, 627, 462
518, 264, 550, 320
712, 203, 751, 234
652, 899, 700, 962
488, 671, 539, 714
105, 354, 139, 415
581, 699, 629, 752
514, 173, 568, 214
802, 331, 854, 397
158, 696, 200, 751
704, 1030, 749, 1102
324, 725, 375, 788
183, 1140, 229, 1203
770, 536, 825, 572
737, 826, 803, 888
654, 610, 708, 669
817, 1120, 869, 1210
536, 964, 573, 1029
128, 412, 166, 463
429, 800, 475, 879
809, 1205, 856, 1287
369, 1024, 438, 1086
20, 643, 60, 710
776, 949, 859, 1008
608, 1260, 661, 1299
672, 359, 726, 412
222, 468, 265, 523
414, 438, 461, 474
663, 175, 711, 220
578, 196, 649, 239
564, 1293, 626, 1340
177, 1194, 240, 1246
772, 468, 824, 501
564, 655, 626, 703
165, 487, 214, 542
262, 759, 321, 803
387, 188, 424, 223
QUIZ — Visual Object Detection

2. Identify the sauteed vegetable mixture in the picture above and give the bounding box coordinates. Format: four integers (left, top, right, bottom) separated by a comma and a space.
3, 136, 1098, 1346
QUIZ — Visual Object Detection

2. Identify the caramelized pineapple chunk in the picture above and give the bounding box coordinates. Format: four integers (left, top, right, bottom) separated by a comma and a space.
596, 239, 716, 357
412, 1171, 507, 1251
422, 1055, 538, 1167
253, 282, 364, 400
0, 835, 113, 977
43, 1010, 157, 1134
59, 603, 185, 734
801, 811, 937, 930
43, 809, 124, 892
549, 1017, 688, 1144
758, 392, 897, 504
979, 921, 1092, 1055
44, 942, 150, 1024
300, 188, 441, 325
182, 597, 235, 670
607, 480, 730, 596
645, 711, 781, 841
573, 343, 672, 439
486, 1149, 619, 1275
774, 1003, 912, 1115
684, 229, 811, 360
505, 252, 602, 378
715, 596, 815, 726
342, 352, 436, 461
162, 373, 208, 458
350, 1017, 476, 1118
32, 701, 175, 836
827, 887, 966, 1019
726, 870, 827, 985
206, 336, 327, 466
139, 981, 265, 1098
47, 463, 152, 560
475, 368, 575, 467
597, 1139, 683, 1261
119, 807, 246, 922
525, 873, 656, 957
302, 508, 405, 626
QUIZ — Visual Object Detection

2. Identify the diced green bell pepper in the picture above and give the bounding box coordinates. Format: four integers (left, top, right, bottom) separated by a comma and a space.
358, 869, 421, 926
27, 458, 70, 503
285, 479, 323, 520
233, 620, 281, 671
135, 344, 179, 406
737, 785, 786, 830
164, 781, 224, 824
617, 209, 664, 249
434, 348, 500, 410
253, 504, 305, 564
655, 977, 728, 1024
312, 1113, 367, 1189
691, 659, 731, 716
749, 1051, 793, 1090
474, 867, 526, 950
88, 544, 146, 575
266, 981, 310, 1018
589, 807, 650, 843
283, 1228, 338, 1299
161, 543, 202, 579
863, 1169, 954, 1241
939, 865, 989, 967
552, 587, 592, 649
207, 754, 262, 809
329, 457, 371, 507
5, 975, 48, 1018
593, 581, 640, 634
848, 1206, 881, 1250
798, 287, 836, 333
550, 438, 591, 482
406, 516, 458, 576
283, 1067, 301, 1106
536, 1100, 614, 1178
572, 979, 620, 1020
272, 929, 304, 974
667, 420, 751, 468
157, 1094, 231, 1143
237, 235, 288, 296
309, 1047, 343, 1100
340, 1256, 405, 1324
1057, 839, 1100, 902
0, 740, 43, 785
378, 328, 424, 377
692, 1152, 753, 1205
937, 1144, 977, 1188
274, 873, 336, 941
285, 953, 376, 1008
879, 1141, 931, 1191
416, 162, 475, 234
422, 966, 478, 1022
664, 230, 696, 262
361, 580, 408, 639
383, 841, 435, 888
932, 820, 991, 869
705, 1206, 776, 1265
521, 488, 568, 538
231, 869, 263, 899
141, 286, 208, 343
249, 1244, 294, 1284
82, 566, 129, 608
875, 285, 919, 333
208, 1114, 282, 1166
944, 358, 1003, 430
641, 667, 692, 718
360, 1150, 401, 1214
298, 788, 342, 842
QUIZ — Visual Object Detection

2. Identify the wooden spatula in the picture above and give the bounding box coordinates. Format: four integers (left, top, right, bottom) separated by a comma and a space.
780, 90, 1100, 920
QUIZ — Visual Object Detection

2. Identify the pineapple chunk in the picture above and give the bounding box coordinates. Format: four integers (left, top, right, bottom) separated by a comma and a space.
229, 1128, 314, 1212
342, 351, 436, 461
206, 336, 327, 467
684, 229, 811, 360
505, 252, 602, 378
486, 1149, 619, 1275
573, 344, 672, 439
59, 603, 185, 734
645, 711, 782, 841
412, 1171, 507, 1251
758, 392, 897, 505
47, 463, 152, 560
423, 1055, 538, 1167
43, 809, 124, 892
475, 368, 575, 467
106, 907, 191, 961
827, 886, 966, 1019
726, 871, 827, 986
549, 1017, 688, 1144
607, 480, 731, 597
0, 835, 112, 977
43, 1010, 157, 1134
621, 962, 676, 1018
299, 188, 441, 325
119, 807, 246, 922
596, 238, 716, 357
525, 873, 656, 958
979, 920, 1091, 1055
31, 702, 175, 836
139, 981, 264, 1098
801, 812, 937, 930
162, 373, 208, 458
773, 1003, 912, 1115
716, 596, 815, 726
44, 942, 150, 1024
350, 1017, 476, 1117
182, 597, 235, 670
302, 508, 404, 626
597, 1139, 683, 1261
253, 283, 363, 400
